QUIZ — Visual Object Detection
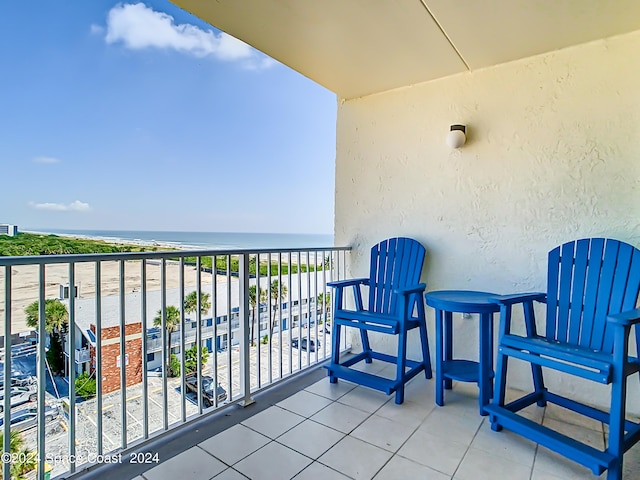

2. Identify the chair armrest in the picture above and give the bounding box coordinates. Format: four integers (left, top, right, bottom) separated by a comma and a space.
394, 283, 427, 296
327, 278, 369, 289
491, 293, 546, 306
607, 308, 640, 326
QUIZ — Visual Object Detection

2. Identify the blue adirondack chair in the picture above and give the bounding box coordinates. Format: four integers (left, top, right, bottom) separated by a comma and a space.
484, 238, 640, 479
326, 237, 432, 404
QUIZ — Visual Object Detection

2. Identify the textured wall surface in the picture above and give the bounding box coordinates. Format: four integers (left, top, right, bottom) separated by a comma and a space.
334, 30, 640, 412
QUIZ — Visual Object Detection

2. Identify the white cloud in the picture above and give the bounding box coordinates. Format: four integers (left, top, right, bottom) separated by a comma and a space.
90, 24, 104, 35
29, 201, 91, 212
33, 156, 60, 164
104, 3, 273, 68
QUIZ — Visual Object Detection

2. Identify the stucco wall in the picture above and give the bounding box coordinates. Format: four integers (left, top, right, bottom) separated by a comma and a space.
334, 30, 640, 412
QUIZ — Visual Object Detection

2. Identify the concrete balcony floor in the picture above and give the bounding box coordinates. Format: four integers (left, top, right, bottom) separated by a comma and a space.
82, 362, 640, 480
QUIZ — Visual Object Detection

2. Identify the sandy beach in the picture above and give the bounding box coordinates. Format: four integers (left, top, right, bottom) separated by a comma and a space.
0, 260, 220, 335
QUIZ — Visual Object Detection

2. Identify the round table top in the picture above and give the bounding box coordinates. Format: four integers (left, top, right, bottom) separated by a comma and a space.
424, 290, 500, 314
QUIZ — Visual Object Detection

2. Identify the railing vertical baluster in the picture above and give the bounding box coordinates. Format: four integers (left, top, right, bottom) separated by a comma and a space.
37, 264, 46, 480
322, 251, 328, 358
305, 252, 311, 365
266, 253, 272, 384
313, 251, 319, 362
277, 252, 283, 380
119, 260, 127, 448
239, 253, 254, 406
212, 255, 218, 403
180, 258, 187, 418
287, 252, 293, 375
226, 256, 232, 400
68, 262, 77, 472
95, 261, 103, 454
196, 257, 202, 414
297, 252, 302, 371
3, 265, 12, 480
255, 254, 261, 389
140, 259, 149, 439
161, 258, 168, 431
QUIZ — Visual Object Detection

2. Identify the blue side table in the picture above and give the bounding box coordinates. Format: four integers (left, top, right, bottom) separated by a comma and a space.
424, 290, 500, 415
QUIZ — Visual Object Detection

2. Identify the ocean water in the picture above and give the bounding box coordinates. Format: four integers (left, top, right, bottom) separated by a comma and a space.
25, 229, 334, 250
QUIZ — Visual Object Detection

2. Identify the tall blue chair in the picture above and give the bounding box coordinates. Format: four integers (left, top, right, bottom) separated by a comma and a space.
326, 237, 432, 404
484, 238, 640, 480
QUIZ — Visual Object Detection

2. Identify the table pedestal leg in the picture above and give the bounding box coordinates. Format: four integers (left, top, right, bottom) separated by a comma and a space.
478, 312, 494, 415
435, 309, 444, 406
444, 311, 453, 390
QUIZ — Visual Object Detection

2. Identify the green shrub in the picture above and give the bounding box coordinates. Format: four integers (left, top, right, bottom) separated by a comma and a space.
75, 372, 97, 399
169, 354, 181, 377
184, 345, 209, 375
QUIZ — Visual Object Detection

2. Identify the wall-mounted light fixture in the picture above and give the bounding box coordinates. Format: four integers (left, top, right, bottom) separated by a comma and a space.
446, 124, 466, 149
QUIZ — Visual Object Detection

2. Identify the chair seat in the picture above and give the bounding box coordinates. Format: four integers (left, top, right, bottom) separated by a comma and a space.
334, 309, 421, 334
500, 334, 614, 383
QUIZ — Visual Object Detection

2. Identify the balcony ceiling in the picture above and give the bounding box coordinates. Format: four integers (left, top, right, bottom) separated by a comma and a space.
171, 0, 640, 99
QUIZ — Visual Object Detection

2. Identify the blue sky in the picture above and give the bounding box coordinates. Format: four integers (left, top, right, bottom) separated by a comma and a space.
0, 1, 337, 235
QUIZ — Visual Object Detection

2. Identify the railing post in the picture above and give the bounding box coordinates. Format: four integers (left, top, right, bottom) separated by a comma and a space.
239, 253, 254, 406
68, 262, 76, 473
37, 264, 46, 480
3, 266, 12, 480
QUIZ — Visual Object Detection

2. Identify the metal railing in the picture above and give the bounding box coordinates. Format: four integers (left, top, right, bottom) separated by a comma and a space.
0, 245, 350, 479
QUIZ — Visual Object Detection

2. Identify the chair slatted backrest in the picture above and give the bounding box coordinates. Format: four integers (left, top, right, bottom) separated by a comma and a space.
368, 237, 425, 315
545, 238, 640, 354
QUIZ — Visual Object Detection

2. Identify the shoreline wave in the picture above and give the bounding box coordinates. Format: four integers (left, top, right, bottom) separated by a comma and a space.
22, 229, 334, 251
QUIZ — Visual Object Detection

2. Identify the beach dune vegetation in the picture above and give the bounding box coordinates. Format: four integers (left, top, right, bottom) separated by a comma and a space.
0, 232, 151, 256
183, 254, 329, 277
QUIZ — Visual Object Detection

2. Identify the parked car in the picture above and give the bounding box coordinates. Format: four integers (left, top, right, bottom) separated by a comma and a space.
0, 386, 38, 412
0, 373, 36, 389
291, 338, 320, 352
0, 405, 60, 432
185, 375, 227, 407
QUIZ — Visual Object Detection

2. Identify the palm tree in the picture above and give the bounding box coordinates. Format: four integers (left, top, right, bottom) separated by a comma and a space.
184, 291, 211, 319
153, 305, 181, 374
268, 280, 287, 338
317, 292, 332, 323
24, 298, 68, 333
0, 430, 37, 479
184, 290, 212, 355
25, 299, 69, 374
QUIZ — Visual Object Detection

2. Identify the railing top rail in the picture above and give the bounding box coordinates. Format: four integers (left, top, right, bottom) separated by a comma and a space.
0, 245, 351, 266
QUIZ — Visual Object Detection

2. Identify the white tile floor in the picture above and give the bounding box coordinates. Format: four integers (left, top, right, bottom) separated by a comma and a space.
134, 365, 640, 480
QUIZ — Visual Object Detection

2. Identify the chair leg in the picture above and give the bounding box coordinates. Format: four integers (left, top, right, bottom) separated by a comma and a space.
523, 301, 546, 407
329, 323, 342, 383
606, 362, 627, 479
395, 329, 408, 404
490, 348, 509, 432
419, 318, 432, 379
531, 363, 546, 407
360, 328, 373, 364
